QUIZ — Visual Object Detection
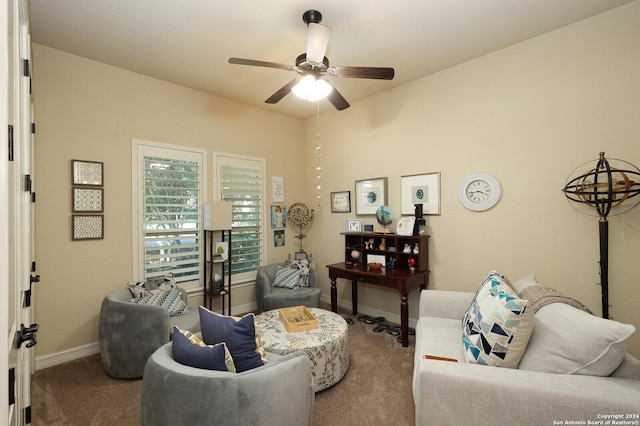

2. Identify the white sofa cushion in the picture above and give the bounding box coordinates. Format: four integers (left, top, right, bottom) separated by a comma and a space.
513, 273, 636, 376
462, 273, 534, 368
518, 303, 636, 376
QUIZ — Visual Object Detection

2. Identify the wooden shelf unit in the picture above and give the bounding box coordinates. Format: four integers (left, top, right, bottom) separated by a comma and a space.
342, 232, 428, 272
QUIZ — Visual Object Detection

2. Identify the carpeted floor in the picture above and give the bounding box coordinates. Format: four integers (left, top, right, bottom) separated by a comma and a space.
32, 307, 415, 425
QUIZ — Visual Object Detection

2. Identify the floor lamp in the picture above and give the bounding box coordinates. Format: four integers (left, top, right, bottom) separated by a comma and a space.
562, 152, 640, 318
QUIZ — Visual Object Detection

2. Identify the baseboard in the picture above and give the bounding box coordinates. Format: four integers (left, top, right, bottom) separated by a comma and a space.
33, 298, 409, 372
35, 341, 100, 371
320, 294, 418, 329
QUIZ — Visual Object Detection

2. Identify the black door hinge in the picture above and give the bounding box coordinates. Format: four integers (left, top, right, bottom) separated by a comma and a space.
31, 123, 35, 134
8, 367, 15, 406
24, 175, 31, 193
25, 405, 31, 424
8, 125, 14, 162
23, 59, 30, 77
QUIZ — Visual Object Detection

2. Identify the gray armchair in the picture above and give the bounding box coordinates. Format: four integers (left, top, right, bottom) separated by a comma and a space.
141, 343, 315, 426
98, 287, 200, 378
255, 262, 321, 312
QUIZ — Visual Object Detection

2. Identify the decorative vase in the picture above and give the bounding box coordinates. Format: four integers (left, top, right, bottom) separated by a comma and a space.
379, 238, 387, 251
408, 256, 416, 271
387, 257, 396, 269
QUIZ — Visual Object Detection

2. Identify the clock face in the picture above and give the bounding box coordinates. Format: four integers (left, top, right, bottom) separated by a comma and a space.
459, 173, 501, 211
465, 179, 492, 203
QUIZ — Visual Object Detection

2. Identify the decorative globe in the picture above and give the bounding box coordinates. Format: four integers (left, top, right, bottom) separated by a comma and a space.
351, 250, 361, 261
376, 205, 393, 227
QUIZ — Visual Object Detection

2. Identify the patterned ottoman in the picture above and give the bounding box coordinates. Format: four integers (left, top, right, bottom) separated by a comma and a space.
255, 307, 349, 392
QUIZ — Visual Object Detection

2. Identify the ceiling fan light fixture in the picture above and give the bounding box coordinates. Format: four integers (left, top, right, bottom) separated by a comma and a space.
306, 23, 331, 64
292, 75, 333, 101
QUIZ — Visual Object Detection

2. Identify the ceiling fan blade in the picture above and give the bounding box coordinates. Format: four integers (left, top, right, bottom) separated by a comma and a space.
328, 66, 395, 80
325, 81, 350, 111
306, 23, 331, 63
265, 80, 299, 104
229, 57, 293, 71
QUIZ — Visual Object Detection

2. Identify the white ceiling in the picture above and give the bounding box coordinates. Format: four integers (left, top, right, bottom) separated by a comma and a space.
29, 0, 634, 120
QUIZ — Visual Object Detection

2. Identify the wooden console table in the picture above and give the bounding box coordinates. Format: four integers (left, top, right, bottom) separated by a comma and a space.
326, 262, 428, 347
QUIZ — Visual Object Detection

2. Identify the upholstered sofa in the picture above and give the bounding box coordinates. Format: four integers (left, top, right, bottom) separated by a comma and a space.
413, 287, 640, 426
255, 262, 321, 312
141, 342, 315, 426
99, 287, 200, 378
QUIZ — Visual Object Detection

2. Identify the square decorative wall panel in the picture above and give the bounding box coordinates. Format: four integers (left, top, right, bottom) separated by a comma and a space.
72, 215, 104, 240
72, 187, 104, 212
72, 160, 103, 186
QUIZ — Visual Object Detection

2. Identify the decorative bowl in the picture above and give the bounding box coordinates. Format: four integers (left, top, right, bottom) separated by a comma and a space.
368, 262, 383, 271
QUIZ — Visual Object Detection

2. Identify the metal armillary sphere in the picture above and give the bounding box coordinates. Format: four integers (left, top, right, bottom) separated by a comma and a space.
562, 152, 640, 318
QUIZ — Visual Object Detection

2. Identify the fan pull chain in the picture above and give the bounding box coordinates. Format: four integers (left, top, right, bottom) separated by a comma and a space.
315, 102, 322, 209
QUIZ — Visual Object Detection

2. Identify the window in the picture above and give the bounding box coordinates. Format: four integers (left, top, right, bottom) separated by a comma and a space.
213, 153, 265, 283
132, 140, 206, 291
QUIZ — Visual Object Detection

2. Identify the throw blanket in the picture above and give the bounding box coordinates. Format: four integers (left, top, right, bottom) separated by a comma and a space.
519, 284, 592, 314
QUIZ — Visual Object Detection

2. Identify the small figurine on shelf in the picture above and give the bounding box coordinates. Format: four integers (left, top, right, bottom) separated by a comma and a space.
408, 256, 416, 271
351, 250, 361, 263
413, 243, 419, 254
403, 243, 412, 253
387, 257, 396, 269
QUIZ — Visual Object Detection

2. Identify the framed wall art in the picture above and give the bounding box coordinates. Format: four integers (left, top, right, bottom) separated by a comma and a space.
347, 219, 361, 232
72, 187, 104, 213
400, 172, 441, 215
72, 159, 104, 186
355, 177, 387, 215
72, 214, 104, 240
330, 191, 351, 213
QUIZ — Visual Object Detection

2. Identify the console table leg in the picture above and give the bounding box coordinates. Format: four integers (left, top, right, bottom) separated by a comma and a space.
330, 278, 338, 313
400, 293, 409, 347
351, 280, 358, 315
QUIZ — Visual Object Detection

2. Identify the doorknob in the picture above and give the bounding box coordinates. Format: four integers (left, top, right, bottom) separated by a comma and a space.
17, 323, 39, 348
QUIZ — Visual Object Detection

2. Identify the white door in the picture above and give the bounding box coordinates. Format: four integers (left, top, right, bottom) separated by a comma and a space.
3, 1, 36, 424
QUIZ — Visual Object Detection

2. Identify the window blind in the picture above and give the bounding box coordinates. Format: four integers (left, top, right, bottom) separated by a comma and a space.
220, 164, 263, 276
143, 156, 201, 284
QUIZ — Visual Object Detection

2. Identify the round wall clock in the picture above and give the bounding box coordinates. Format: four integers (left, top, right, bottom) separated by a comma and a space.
458, 173, 501, 211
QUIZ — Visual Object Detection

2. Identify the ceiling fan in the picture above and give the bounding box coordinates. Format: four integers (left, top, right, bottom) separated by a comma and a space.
228, 10, 395, 111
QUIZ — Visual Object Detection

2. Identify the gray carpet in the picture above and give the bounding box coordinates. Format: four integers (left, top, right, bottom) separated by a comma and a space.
32, 307, 415, 425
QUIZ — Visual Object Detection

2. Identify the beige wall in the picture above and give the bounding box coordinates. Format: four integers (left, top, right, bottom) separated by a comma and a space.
33, 1, 640, 362
303, 2, 640, 357
32, 45, 305, 360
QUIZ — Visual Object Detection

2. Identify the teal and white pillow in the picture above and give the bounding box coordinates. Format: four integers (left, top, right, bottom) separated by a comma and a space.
462, 272, 534, 368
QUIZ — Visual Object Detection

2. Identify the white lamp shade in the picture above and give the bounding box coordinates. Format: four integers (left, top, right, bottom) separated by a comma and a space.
203, 201, 232, 230
306, 23, 331, 64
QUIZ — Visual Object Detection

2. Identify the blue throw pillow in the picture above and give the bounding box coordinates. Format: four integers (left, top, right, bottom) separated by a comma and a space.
172, 327, 235, 372
198, 307, 266, 372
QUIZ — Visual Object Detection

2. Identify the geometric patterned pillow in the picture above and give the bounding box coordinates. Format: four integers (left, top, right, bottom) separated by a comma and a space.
132, 286, 189, 316
272, 259, 311, 289
273, 264, 303, 289
462, 274, 534, 368
172, 326, 236, 372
